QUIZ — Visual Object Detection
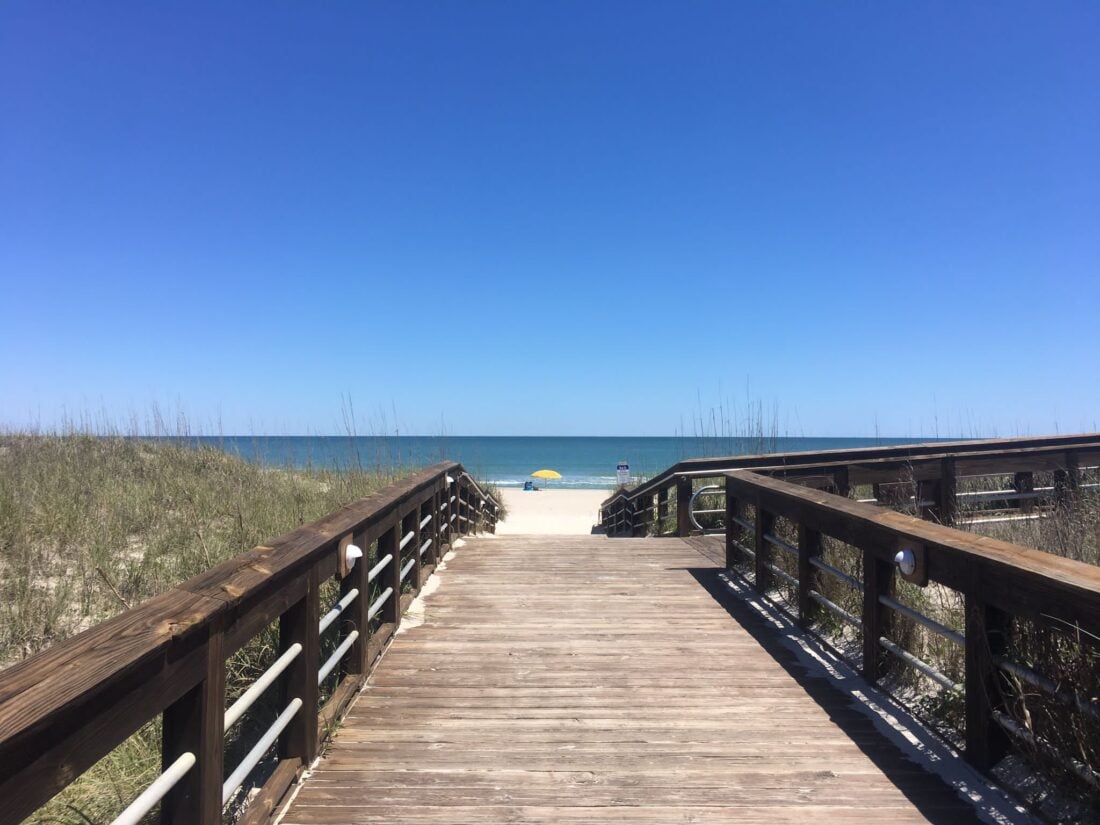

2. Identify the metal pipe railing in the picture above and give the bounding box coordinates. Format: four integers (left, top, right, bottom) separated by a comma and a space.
808, 556, 863, 591
222, 699, 302, 805
878, 595, 964, 647
319, 588, 360, 634
109, 752, 195, 825
879, 636, 959, 691
368, 554, 393, 584
808, 590, 859, 626
318, 631, 360, 683
367, 587, 394, 622
763, 532, 799, 558
223, 643, 302, 732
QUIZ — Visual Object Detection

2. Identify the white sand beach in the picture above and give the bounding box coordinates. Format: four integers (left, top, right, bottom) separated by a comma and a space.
495, 489, 608, 534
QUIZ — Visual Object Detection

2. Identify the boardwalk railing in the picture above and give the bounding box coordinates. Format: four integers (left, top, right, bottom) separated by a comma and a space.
0, 462, 498, 825
600, 433, 1100, 536
723, 469, 1100, 781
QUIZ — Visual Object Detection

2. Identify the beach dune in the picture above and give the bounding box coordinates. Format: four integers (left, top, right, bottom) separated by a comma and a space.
495, 489, 607, 535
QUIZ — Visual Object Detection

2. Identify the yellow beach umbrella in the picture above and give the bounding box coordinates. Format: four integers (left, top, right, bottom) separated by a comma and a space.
531, 469, 561, 480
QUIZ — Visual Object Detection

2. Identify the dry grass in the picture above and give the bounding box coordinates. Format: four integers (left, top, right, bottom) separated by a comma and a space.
806, 474, 1100, 819
0, 433, 404, 666
0, 432, 409, 823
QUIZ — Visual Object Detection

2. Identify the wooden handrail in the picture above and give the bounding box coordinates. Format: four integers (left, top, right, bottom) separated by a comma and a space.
723, 469, 1100, 774
0, 461, 500, 825
601, 433, 1099, 536
600, 432, 1100, 508
725, 470, 1100, 634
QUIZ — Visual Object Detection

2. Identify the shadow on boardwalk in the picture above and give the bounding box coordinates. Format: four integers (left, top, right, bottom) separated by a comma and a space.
282, 535, 1021, 824
682, 545, 1006, 824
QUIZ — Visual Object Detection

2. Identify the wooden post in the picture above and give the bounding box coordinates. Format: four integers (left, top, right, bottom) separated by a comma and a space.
437, 487, 446, 551
633, 499, 646, 537
160, 631, 224, 824
343, 530, 368, 676
964, 595, 1011, 770
451, 477, 462, 536
917, 478, 940, 521
676, 476, 693, 537
1054, 449, 1080, 509
404, 508, 421, 592
724, 479, 738, 570
657, 487, 669, 535
938, 458, 958, 525
422, 497, 435, 567
797, 524, 822, 628
279, 566, 320, 767
861, 547, 894, 682
379, 525, 400, 627
1013, 471, 1034, 515
754, 505, 774, 594
832, 467, 850, 498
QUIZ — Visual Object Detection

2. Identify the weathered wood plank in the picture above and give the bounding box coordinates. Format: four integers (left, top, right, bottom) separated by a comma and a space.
282, 535, 984, 824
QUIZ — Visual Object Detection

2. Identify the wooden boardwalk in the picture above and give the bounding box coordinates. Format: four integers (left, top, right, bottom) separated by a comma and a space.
281, 535, 984, 824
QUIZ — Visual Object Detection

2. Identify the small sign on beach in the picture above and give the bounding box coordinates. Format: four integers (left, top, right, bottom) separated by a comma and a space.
617, 461, 630, 486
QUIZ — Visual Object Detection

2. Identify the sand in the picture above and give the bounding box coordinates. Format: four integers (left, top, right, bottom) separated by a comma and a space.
495, 489, 608, 535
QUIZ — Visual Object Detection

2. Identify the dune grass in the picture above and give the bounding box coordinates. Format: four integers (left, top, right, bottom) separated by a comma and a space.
0, 433, 407, 666
0, 432, 415, 822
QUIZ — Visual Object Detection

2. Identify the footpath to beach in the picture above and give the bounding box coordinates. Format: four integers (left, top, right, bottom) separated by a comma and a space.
495, 489, 606, 534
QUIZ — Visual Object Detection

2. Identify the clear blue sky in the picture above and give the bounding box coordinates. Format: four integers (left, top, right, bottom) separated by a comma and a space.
2, 3, 1098, 437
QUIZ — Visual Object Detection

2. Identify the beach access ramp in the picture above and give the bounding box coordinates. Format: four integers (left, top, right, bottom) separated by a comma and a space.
5, 435, 1100, 824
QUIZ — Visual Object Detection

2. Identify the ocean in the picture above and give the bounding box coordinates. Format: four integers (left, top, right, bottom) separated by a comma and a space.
194, 435, 949, 490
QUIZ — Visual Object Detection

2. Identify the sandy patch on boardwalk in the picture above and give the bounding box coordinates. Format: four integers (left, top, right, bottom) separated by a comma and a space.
495, 489, 607, 534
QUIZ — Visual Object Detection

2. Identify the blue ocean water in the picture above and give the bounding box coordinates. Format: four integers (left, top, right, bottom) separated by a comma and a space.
193, 435, 948, 490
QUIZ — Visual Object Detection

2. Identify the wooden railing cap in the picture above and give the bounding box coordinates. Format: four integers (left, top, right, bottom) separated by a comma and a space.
726, 469, 1100, 635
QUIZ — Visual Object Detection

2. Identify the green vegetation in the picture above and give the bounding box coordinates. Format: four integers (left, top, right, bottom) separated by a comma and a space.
0, 432, 467, 823
0, 433, 404, 665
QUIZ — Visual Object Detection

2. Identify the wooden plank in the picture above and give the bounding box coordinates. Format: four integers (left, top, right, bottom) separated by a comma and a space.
0, 462, 503, 824
283, 535, 983, 824
240, 757, 301, 825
